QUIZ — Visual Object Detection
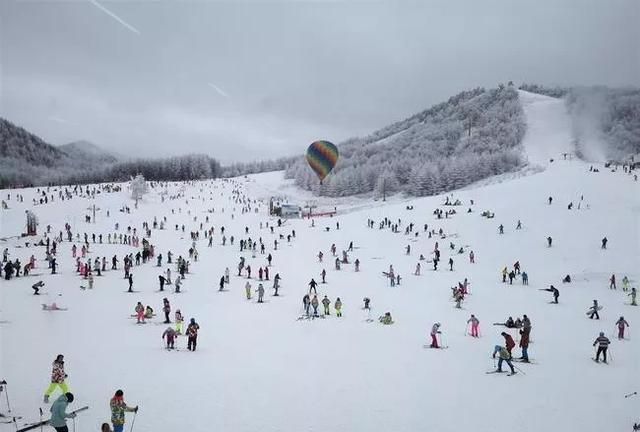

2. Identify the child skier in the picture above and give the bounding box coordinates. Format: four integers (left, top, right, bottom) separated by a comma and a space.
322, 295, 331, 315
162, 327, 177, 349
616, 316, 629, 339
335, 298, 342, 317
467, 315, 479, 337
430, 323, 441, 348
135, 302, 145, 324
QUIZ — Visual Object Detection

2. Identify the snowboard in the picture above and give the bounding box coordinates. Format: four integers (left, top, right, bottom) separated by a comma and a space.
585, 306, 603, 315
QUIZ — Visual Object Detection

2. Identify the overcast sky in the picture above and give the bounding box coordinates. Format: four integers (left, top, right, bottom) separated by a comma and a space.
1, 0, 638, 163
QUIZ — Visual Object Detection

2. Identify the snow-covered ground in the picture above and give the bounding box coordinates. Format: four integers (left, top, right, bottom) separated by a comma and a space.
1, 93, 639, 432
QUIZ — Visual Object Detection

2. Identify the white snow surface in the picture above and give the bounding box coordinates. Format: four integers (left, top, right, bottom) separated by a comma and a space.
518, 90, 576, 167
1, 94, 639, 432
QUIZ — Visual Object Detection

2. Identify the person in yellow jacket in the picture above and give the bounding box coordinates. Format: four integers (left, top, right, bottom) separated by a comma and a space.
334, 298, 342, 317
110, 389, 138, 432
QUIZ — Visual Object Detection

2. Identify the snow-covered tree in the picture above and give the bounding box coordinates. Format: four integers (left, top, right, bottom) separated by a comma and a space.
130, 174, 148, 206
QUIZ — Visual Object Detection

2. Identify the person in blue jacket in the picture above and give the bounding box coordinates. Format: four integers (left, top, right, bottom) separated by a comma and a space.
50, 392, 76, 432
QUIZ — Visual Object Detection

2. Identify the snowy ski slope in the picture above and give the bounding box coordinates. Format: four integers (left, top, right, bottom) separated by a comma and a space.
0, 92, 638, 432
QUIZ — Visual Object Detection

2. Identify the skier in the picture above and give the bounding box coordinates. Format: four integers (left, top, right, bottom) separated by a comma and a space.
257, 283, 265, 303
219, 276, 225, 291
616, 316, 629, 339
592, 332, 610, 363
186, 318, 200, 351
32, 280, 45, 295
498, 224, 504, 234
245, 281, 252, 300
320, 269, 326, 284
162, 327, 177, 349
630, 287, 637, 306
622, 275, 630, 292
224, 267, 230, 284
144, 306, 154, 319
322, 295, 331, 315
448, 257, 454, 271
174, 275, 182, 293
547, 236, 552, 247
469, 250, 475, 264
414, 262, 421, 275
267, 253, 272, 266
303, 294, 311, 316
501, 332, 516, 355
363, 297, 370, 310
110, 389, 138, 432
610, 274, 616, 290
158, 275, 166, 291
542, 285, 559, 303
516, 220, 522, 230
548, 196, 552, 205
311, 295, 319, 317
162, 298, 171, 324
588, 300, 600, 320
601, 237, 608, 249
519, 326, 530, 362
467, 314, 480, 337
135, 302, 145, 324
354, 258, 360, 272
50, 392, 76, 432
501, 267, 508, 283
335, 298, 342, 317
127, 274, 133, 293
175, 309, 184, 334
430, 323, 441, 348
521, 271, 528, 285
492, 345, 516, 374
309, 278, 318, 294
44, 355, 69, 403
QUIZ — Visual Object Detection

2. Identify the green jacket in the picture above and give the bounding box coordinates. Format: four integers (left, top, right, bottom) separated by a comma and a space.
49, 394, 72, 427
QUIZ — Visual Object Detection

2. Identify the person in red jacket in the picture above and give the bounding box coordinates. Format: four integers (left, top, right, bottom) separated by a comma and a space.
501, 332, 516, 355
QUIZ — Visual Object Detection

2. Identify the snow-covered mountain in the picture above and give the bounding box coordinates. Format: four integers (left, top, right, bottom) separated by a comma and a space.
58, 140, 120, 165
0, 91, 638, 432
286, 85, 526, 197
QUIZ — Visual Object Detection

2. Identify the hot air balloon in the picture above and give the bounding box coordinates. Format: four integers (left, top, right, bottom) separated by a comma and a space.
305, 140, 339, 184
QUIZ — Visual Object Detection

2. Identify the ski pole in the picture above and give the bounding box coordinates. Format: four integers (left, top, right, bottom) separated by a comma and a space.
624, 391, 637, 398
129, 410, 137, 432
512, 362, 526, 375
39, 407, 43, 432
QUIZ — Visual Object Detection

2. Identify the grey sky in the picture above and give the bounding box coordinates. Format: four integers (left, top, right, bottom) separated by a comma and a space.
1, 0, 638, 163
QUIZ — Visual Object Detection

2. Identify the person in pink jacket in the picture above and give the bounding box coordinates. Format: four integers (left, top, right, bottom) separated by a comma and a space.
467, 315, 480, 337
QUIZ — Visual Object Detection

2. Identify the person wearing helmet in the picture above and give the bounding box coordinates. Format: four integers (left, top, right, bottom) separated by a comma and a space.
592, 332, 611, 363
50, 392, 76, 432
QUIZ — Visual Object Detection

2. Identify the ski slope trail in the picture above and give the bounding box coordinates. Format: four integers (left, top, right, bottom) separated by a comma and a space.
519, 90, 575, 168
1, 107, 639, 431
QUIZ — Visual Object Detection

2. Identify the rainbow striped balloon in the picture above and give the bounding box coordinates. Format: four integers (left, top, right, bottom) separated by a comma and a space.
305, 140, 339, 182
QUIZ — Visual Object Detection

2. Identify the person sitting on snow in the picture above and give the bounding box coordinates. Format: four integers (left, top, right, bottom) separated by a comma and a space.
145, 306, 154, 319
379, 312, 394, 325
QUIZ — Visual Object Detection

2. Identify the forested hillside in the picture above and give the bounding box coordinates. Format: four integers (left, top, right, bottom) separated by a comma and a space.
285, 85, 526, 197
